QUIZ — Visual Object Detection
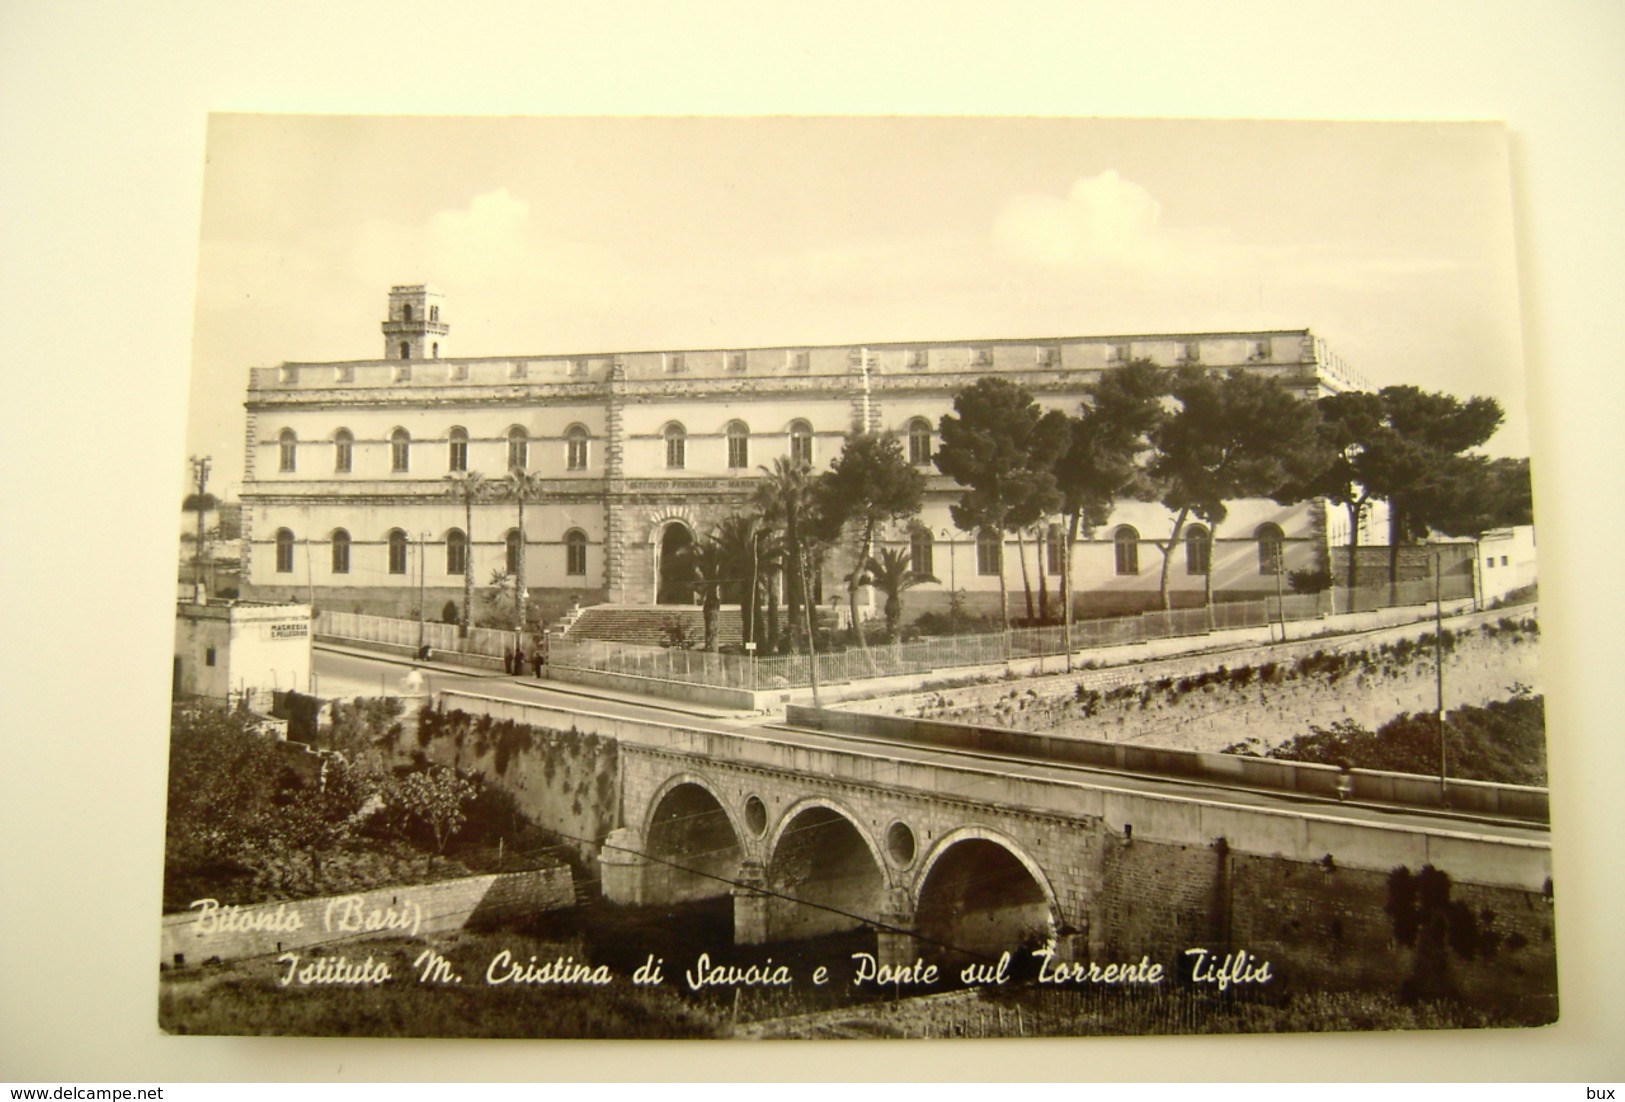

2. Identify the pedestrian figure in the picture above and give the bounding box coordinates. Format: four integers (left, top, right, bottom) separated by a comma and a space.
532, 648, 545, 677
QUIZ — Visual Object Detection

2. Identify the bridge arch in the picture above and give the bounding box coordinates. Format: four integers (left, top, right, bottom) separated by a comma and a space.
764, 796, 891, 943
912, 826, 1060, 967
641, 772, 746, 903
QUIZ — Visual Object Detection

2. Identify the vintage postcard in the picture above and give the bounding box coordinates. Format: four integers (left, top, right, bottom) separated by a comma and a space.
161, 116, 1551, 1039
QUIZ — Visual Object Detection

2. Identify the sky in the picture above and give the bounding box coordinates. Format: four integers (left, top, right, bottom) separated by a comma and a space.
187, 116, 1531, 495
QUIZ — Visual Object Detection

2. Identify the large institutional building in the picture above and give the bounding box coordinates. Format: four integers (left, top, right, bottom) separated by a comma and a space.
238, 285, 1377, 626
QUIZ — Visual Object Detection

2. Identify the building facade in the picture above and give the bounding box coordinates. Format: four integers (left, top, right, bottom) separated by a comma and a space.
238, 285, 1378, 626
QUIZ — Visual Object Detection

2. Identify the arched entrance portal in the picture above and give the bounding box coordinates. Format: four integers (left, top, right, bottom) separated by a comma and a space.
656, 522, 695, 605
644, 781, 742, 903
915, 837, 1055, 967
767, 805, 886, 942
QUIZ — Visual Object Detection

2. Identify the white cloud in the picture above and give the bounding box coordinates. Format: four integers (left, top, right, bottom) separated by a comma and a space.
994, 171, 1171, 268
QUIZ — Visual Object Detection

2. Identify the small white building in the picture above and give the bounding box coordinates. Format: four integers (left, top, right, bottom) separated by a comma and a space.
1477, 526, 1538, 604
173, 599, 312, 709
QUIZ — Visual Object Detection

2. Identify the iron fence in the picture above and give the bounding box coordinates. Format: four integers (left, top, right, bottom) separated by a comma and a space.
542, 572, 1475, 692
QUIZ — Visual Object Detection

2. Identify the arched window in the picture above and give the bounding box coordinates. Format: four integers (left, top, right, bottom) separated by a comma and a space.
976, 529, 1002, 576
910, 529, 934, 577
566, 424, 590, 471
446, 529, 467, 576
275, 528, 295, 574
333, 429, 353, 474
447, 426, 468, 472
331, 529, 351, 574
431, 342, 439, 359
429, 305, 439, 322
1185, 524, 1211, 576
390, 428, 410, 472
565, 529, 588, 576
278, 429, 297, 473
1114, 525, 1140, 576
664, 422, 686, 469
399, 341, 411, 361
507, 426, 529, 471
402, 303, 413, 322
387, 529, 408, 575
907, 417, 933, 466
789, 420, 814, 467
726, 420, 750, 469
1255, 523, 1285, 575
505, 528, 521, 576
1046, 523, 1064, 577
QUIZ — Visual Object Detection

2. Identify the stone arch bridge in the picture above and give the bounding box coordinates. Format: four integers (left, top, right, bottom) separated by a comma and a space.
439, 690, 1552, 974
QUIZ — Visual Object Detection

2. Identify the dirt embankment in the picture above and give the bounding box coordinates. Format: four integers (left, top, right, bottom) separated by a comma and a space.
917, 616, 1541, 755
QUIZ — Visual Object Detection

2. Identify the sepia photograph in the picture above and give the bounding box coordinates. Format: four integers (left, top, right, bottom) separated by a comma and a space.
157, 115, 1552, 1041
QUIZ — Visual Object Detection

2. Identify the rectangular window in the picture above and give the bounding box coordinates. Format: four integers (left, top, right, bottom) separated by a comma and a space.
725, 352, 746, 372
392, 441, 410, 473
971, 347, 993, 367
666, 435, 685, 469
205, 646, 216, 667
1501, 556, 1509, 567
728, 434, 749, 469
567, 437, 589, 471
1486, 557, 1494, 569
977, 534, 1002, 576
449, 441, 467, 472
335, 441, 352, 473
1046, 527, 1064, 577
568, 358, 588, 377
567, 542, 587, 576
788, 350, 810, 372
906, 349, 928, 370
665, 353, 686, 374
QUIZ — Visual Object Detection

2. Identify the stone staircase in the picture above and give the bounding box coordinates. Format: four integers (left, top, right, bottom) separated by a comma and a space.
561, 604, 746, 648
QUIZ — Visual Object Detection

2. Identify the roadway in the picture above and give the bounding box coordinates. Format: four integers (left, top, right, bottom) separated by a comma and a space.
313, 643, 1551, 847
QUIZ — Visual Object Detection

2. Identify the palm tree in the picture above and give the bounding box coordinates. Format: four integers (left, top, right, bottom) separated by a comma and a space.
442, 470, 489, 637
866, 546, 937, 641
496, 467, 546, 636
712, 513, 781, 650
671, 535, 728, 652
753, 456, 821, 703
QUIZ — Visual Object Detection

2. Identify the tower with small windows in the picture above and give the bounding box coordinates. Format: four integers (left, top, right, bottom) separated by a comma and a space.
381, 284, 448, 360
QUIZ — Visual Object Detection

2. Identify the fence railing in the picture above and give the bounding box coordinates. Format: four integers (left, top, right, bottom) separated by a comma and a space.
544, 573, 1475, 692
315, 609, 516, 659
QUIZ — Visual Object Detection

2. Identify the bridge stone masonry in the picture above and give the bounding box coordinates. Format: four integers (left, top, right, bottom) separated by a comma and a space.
433, 690, 1557, 1017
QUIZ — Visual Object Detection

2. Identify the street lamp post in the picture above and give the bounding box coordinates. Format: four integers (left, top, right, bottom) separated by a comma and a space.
418, 531, 430, 657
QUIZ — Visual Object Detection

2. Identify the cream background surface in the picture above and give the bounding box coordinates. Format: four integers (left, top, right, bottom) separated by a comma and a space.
1, 0, 1621, 1082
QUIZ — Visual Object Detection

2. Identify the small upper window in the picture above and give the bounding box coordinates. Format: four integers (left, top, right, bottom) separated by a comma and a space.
664, 423, 686, 469
391, 428, 410, 473
507, 426, 529, 471
275, 528, 295, 574
1114, 526, 1140, 576
278, 429, 297, 473
726, 421, 750, 469
1255, 523, 1285, 575
402, 303, 414, 322
334, 429, 353, 474
566, 425, 590, 471
789, 420, 814, 467
907, 418, 933, 466
448, 426, 468, 472
429, 304, 439, 322
665, 353, 686, 374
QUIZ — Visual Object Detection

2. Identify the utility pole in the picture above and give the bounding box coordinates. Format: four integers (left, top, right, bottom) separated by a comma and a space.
1434, 549, 1448, 806
418, 531, 429, 657
188, 456, 211, 603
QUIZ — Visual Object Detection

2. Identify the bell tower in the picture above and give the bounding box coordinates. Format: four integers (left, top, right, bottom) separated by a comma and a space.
381, 284, 448, 360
